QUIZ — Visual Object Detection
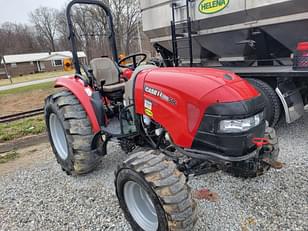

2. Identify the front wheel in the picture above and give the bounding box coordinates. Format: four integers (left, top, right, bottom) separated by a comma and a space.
115, 151, 197, 231
227, 125, 279, 178
247, 78, 281, 127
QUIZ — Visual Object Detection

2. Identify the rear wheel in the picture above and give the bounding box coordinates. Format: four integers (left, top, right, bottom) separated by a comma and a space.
247, 78, 281, 127
45, 90, 102, 175
115, 151, 197, 231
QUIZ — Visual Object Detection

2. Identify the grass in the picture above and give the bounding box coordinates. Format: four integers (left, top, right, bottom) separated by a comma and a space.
0, 70, 74, 87
0, 150, 19, 164
0, 82, 55, 96
0, 72, 64, 143
0, 116, 46, 142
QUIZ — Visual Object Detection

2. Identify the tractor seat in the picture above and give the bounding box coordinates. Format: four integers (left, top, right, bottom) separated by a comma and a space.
90, 57, 125, 93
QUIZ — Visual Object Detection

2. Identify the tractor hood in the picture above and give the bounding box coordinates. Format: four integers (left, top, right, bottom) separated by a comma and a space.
142, 67, 260, 105
134, 67, 261, 148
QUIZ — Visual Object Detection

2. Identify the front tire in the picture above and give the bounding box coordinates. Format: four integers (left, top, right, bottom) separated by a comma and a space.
45, 90, 102, 175
247, 78, 281, 127
115, 151, 196, 231
227, 125, 279, 178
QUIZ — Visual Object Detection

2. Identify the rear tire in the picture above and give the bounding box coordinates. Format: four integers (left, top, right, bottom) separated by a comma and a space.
115, 151, 197, 231
44, 90, 102, 175
247, 78, 281, 127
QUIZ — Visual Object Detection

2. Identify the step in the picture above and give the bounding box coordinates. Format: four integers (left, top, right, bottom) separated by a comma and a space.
175, 33, 186, 38
175, 37, 191, 41
174, 19, 189, 24
177, 46, 191, 50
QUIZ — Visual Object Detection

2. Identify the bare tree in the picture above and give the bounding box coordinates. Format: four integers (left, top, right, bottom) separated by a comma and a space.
64, 4, 116, 60
109, 0, 141, 54
0, 2, 152, 62
0, 22, 41, 56
57, 10, 71, 51
30, 7, 60, 52
65, 0, 146, 60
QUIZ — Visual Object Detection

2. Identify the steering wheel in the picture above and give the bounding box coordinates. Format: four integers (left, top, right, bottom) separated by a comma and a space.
118, 53, 147, 70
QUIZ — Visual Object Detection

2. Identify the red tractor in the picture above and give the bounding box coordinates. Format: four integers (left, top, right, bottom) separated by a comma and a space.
44, 1, 280, 230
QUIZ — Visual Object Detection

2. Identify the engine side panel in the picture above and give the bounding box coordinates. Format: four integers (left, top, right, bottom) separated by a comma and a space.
134, 68, 260, 148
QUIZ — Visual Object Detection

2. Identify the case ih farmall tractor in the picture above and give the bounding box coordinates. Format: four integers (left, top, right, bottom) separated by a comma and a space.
44, 1, 280, 230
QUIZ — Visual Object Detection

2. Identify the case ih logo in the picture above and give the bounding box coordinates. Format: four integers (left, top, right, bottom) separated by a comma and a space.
144, 86, 161, 96
144, 86, 177, 105
199, 0, 229, 14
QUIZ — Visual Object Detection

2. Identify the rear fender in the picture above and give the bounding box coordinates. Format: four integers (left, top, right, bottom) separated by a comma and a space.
55, 77, 101, 133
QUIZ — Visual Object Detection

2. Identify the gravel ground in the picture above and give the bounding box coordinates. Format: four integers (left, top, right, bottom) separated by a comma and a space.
0, 113, 307, 231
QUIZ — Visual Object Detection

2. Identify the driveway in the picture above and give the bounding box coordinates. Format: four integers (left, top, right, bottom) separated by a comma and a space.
0, 75, 70, 91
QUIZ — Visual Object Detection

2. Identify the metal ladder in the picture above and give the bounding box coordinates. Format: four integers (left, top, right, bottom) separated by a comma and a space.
171, 0, 194, 67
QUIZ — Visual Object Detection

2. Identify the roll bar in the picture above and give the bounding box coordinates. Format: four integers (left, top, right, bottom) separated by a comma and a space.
66, 0, 119, 75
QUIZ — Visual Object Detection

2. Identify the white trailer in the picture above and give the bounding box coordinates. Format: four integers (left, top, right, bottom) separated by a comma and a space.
140, 0, 308, 126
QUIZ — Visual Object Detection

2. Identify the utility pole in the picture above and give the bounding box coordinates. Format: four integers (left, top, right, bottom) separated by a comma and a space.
1, 56, 12, 84
137, 0, 143, 53
137, 19, 143, 52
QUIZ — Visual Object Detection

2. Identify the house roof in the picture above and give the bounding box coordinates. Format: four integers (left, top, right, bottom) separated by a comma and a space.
1, 51, 86, 64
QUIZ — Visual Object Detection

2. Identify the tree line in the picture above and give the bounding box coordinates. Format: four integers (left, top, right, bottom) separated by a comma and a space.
0, 0, 152, 61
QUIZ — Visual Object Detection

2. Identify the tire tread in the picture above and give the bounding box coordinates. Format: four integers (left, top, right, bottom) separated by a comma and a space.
45, 90, 102, 175
116, 151, 197, 231
247, 78, 281, 126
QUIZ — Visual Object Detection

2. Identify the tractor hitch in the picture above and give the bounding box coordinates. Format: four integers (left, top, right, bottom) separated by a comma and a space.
252, 137, 269, 148
262, 157, 285, 169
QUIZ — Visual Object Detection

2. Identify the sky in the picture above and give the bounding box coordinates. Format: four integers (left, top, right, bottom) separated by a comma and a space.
0, 0, 67, 24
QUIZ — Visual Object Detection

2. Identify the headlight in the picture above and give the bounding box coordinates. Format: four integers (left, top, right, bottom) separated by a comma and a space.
219, 111, 264, 133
